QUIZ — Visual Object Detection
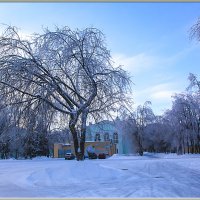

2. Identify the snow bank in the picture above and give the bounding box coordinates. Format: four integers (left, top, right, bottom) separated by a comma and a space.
110, 152, 200, 160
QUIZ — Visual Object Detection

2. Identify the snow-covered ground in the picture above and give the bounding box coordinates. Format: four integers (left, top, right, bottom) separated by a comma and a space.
0, 153, 200, 198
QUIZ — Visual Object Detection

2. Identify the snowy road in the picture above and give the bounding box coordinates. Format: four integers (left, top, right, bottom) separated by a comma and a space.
0, 154, 200, 198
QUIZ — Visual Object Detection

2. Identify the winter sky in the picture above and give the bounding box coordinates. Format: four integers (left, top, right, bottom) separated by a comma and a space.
0, 3, 200, 115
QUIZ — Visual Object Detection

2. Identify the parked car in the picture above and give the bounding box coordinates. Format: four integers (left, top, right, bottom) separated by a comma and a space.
88, 152, 97, 159
65, 153, 75, 160
98, 153, 106, 159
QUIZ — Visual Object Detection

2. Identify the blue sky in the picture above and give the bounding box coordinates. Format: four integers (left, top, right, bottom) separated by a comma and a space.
0, 3, 200, 115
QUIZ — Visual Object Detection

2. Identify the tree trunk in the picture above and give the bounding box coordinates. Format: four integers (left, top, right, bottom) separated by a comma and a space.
69, 114, 80, 160
69, 124, 80, 160
79, 109, 88, 160
69, 109, 89, 161
135, 129, 143, 156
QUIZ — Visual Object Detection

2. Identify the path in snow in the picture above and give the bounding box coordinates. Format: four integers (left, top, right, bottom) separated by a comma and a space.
0, 154, 199, 198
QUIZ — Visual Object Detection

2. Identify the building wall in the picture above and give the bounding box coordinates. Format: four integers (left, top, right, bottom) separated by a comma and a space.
86, 120, 121, 153
53, 141, 116, 158
54, 143, 72, 158
86, 120, 118, 142
53, 143, 62, 158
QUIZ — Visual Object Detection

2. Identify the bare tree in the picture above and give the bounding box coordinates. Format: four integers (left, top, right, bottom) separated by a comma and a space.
134, 101, 155, 155
190, 17, 200, 42
0, 26, 131, 160
187, 73, 200, 92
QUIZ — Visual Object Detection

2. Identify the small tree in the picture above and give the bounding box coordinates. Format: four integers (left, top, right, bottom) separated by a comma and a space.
134, 101, 155, 155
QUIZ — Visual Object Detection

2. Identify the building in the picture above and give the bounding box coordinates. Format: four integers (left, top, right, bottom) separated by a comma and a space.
53, 118, 134, 158
54, 141, 116, 158
86, 120, 121, 153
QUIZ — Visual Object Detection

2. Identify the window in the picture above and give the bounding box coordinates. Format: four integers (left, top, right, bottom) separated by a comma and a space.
95, 133, 101, 141
104, 133, 110, 141
113, 132, 118, 143
87, 132, 92, 141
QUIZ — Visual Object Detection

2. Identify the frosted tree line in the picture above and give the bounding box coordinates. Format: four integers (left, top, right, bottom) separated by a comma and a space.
0, 94, 71, 159
121, 73, 200, 155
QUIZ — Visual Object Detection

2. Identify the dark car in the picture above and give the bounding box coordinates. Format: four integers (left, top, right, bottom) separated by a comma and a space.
65, 153, 75, 160
88, 152, 97, 159
98, 153, 106, 159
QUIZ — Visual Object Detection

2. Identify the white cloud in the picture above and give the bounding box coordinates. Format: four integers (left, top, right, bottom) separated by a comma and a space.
141, 83, 177, 101
112, 48, 194, 114
150, 90, 175, 100
112, 44, 198, 77
111, 52, 181, 114
150, 83, 176, 97
131, 82, 179, 115
112, 53, 160, 74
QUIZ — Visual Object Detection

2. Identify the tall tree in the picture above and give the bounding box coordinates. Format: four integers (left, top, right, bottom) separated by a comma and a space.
0, 26, 131, 160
